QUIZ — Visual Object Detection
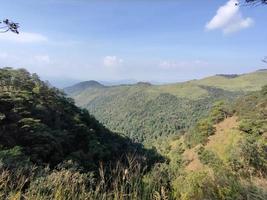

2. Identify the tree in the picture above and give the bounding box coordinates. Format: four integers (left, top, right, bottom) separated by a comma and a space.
240, 1, 267, 63
0, 19, 19, 34
243, 0, 267, 5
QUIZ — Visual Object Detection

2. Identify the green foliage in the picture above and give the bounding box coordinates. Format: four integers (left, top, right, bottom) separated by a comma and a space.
230, 135, 267, 176
144, 163, 174, 199
184, 99, 235, 148
229, 85, 267, 175
65, 74, 254, 142
185, 118, 215, 147
1, 68, 267, 199
210, 100, 233, 123
173, 167, 267, 200
0, 146, 31, 169
173, 171, 215, 200
241, 136, 267, 174
0, 68, 162, 171
239, 119, 265, 135
168, 144, 185, 170
198, 147, 223, 169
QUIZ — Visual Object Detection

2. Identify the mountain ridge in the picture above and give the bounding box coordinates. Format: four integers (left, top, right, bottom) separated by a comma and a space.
65, 69, 267, 90
65, 70, 267, 142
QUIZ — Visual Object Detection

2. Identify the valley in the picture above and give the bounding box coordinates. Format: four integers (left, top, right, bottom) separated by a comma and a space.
66, 70, 267, 142
1, 0, 267, 199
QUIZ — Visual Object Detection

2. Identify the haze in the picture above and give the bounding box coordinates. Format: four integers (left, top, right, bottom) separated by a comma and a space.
0, 0, 266, 87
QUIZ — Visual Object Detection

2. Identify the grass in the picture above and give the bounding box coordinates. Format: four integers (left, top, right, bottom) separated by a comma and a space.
0, 155, 167, 200
193, 71, 267, 92
205, 116, 243, 162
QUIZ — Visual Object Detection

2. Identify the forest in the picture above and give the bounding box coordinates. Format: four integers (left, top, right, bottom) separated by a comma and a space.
0, 68, 266, 199
66, 70, 267, 143
0, 0, 267, 199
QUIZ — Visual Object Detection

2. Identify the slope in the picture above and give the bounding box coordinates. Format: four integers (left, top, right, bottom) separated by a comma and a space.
0, 68, 161, 171
66, 70, 267, 142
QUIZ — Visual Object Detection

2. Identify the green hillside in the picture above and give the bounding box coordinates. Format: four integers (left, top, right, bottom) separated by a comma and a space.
65, 70, 267, 142
148, 85, 267, 199
192, 70, 267, 91
1, 68, 266, 199
0, 68, 161, 171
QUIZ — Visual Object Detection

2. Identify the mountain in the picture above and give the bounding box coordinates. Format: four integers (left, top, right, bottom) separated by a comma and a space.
151, 86, 267, 198
0, 68, 161, 171
64, 80, 105, 94
192, 70, 267, 91
65, 70, 267, 142
1, 68, 266, 199
99, 79, 138, 86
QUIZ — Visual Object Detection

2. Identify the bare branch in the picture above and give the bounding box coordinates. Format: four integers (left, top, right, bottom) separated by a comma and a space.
0, 19, 20, 34
244, 0, 267, 5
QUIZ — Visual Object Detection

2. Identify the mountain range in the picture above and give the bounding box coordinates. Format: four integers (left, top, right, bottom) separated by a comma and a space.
65, 70, 267, 142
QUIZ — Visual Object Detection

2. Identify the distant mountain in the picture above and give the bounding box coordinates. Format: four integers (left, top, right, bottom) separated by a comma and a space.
65, 70, 267, 142
99, 79, 138, 86
192, 70, 267, 91
64, 80, 105, 94
215, 74, 239, 78
256, 68, 267, 72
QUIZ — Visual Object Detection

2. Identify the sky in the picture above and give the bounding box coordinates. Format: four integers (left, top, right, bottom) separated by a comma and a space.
0, 0, 266, 87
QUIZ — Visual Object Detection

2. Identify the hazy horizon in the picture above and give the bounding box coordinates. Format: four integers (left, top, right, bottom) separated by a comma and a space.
52, 67, 266, 88
0, 0, 266, 87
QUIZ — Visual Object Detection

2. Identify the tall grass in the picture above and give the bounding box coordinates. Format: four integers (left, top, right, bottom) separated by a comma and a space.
1, 154, 266, 200
0, 155, 169, 200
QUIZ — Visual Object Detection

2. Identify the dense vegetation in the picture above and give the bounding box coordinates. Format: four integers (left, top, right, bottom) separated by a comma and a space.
1, 68, 266, 199
66, 70, 267, 142
0, 68, 161, 171
144, 85, 267, 199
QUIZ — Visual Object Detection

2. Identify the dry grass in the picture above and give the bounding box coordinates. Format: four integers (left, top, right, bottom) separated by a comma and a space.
183, 145, 204, 172
0, 155, 170, 200
183, 116, 242, 171
206, 116, 242, 161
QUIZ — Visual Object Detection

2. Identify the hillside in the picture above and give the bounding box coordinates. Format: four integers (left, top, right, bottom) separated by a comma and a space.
192, 70, 267, 91
148, 86, 267, 199
0, 68, 161, 171
1, 68, 266, 199
65, 70, 267, 142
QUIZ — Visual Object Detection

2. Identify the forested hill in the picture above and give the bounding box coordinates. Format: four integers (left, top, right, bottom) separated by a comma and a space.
64, 80, 105, 94
0, 68, 161, 171
65, 70, 267, 142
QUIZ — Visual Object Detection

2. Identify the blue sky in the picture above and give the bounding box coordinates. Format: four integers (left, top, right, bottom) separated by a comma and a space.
0, 0, 266, 87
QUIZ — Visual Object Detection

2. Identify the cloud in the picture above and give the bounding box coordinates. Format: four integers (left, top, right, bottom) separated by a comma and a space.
159, 60, 209, 70
34, 55, 51, 64
103, 56, 123, 67
206, 0, 253, 34
0, 31, 48, 43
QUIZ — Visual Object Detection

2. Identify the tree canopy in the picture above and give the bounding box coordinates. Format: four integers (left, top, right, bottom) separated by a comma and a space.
0, 68, 162, 171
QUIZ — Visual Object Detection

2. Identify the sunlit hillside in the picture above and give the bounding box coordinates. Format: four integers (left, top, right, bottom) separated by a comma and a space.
66, 70, 267, 142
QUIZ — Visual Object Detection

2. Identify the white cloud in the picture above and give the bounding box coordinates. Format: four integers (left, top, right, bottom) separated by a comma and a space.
103, 56, 123, 67
159, 60, 209, 70
206, 0, 253, 34
34, 55, 51, 64
0, 31, 48, 43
